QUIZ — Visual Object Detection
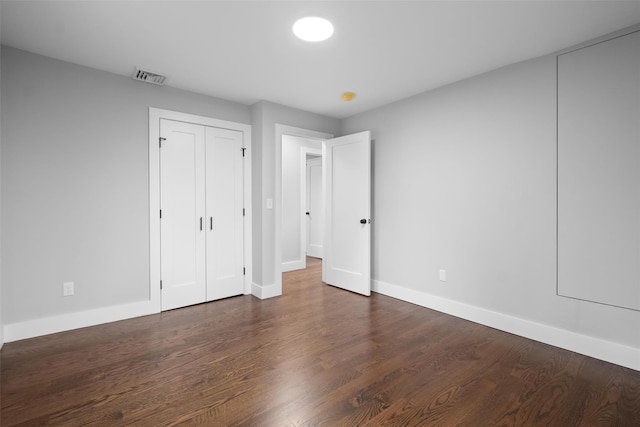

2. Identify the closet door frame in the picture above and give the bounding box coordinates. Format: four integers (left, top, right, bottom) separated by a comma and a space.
149, 108, 252, 312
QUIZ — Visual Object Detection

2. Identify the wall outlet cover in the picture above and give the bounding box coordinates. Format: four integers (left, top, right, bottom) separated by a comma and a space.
63, 282, 75, 296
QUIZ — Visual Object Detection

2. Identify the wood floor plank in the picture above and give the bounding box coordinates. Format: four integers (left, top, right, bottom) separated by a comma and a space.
2, 257, 639, 426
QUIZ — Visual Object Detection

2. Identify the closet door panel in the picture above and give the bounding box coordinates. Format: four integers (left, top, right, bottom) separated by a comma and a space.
205, 127, 244, 301
160, 119, 206, 310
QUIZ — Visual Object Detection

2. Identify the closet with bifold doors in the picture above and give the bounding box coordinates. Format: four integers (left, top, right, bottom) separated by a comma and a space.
159, 118, 244, 311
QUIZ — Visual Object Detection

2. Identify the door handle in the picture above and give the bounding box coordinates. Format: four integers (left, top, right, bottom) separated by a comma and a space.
360, 218, 367, 224
200, 217, 203, 231
210, 217, 213, 230
306, 212, 310, 215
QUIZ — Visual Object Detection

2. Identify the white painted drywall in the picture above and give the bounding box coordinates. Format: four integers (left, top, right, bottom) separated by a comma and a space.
558, 30, 640, 311
281, 135, 321, 268
1, 47, 250, 325
341, 41, 640, 351
249, 103, 264, 288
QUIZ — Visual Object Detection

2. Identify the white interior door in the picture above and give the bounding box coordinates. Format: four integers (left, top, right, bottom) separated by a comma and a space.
160, 119, 206, 310
323, 131, 371, 296
205, 127, 245, 301
306, 156, 323, 258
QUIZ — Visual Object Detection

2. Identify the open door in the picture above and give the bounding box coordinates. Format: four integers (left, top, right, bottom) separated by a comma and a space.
322, 131, 371, 296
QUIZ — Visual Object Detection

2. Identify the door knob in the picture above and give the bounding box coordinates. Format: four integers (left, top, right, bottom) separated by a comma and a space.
360, 219, 367, 224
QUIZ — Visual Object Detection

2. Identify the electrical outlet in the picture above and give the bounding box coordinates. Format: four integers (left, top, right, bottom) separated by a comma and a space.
63, 282, 74, 296
439, 270, 446, 282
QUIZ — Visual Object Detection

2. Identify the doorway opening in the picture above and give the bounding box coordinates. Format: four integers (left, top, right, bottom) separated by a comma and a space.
275, 125, 372, 297
275, 125, 333, 292
282, 135, 323, 272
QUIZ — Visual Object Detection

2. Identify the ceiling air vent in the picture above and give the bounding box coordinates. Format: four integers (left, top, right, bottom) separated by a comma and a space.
132, 67, 167, 85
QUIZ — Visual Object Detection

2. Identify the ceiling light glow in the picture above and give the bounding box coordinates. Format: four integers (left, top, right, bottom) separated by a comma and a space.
293, 17, 334, 42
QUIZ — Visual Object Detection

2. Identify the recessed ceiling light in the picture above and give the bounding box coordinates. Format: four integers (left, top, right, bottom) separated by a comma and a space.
341, 92, 356, 102
293, 17, 334, 42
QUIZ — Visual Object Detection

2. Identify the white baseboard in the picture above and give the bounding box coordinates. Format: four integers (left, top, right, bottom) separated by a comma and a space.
282, 260, 304, 273
251, 282, 281, 300
7, 278, 636, 372
373, 279, 640, 372
4, 283, 283, 342
4, 300, 159, 343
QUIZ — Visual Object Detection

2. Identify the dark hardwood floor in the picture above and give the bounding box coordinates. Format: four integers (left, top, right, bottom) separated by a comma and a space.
2, 257, 639, 426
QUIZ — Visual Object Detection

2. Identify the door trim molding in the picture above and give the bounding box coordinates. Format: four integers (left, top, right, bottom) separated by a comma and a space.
275, 125, 332, 293
150, 108, 252, 311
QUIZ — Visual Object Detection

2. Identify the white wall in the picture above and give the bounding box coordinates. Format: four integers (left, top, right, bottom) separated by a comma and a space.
281, 135, 321, 269
250, 103, 264, 288
341, 39, 640, 369
1, 47, 250, 332
557, 30, 640, 311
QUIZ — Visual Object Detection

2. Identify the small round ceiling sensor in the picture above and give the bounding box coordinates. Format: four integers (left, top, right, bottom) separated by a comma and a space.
341, 92, 357, 102
293, 17, 334, 42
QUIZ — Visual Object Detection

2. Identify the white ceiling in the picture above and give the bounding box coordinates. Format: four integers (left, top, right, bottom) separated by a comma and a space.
1, 1, 639, 119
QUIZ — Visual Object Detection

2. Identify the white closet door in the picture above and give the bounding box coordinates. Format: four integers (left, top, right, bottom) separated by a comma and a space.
160, 119, 206, 310
205, 127, 244, 301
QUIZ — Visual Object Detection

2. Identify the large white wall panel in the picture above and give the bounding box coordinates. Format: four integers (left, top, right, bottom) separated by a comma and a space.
558, 30, 640, 311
